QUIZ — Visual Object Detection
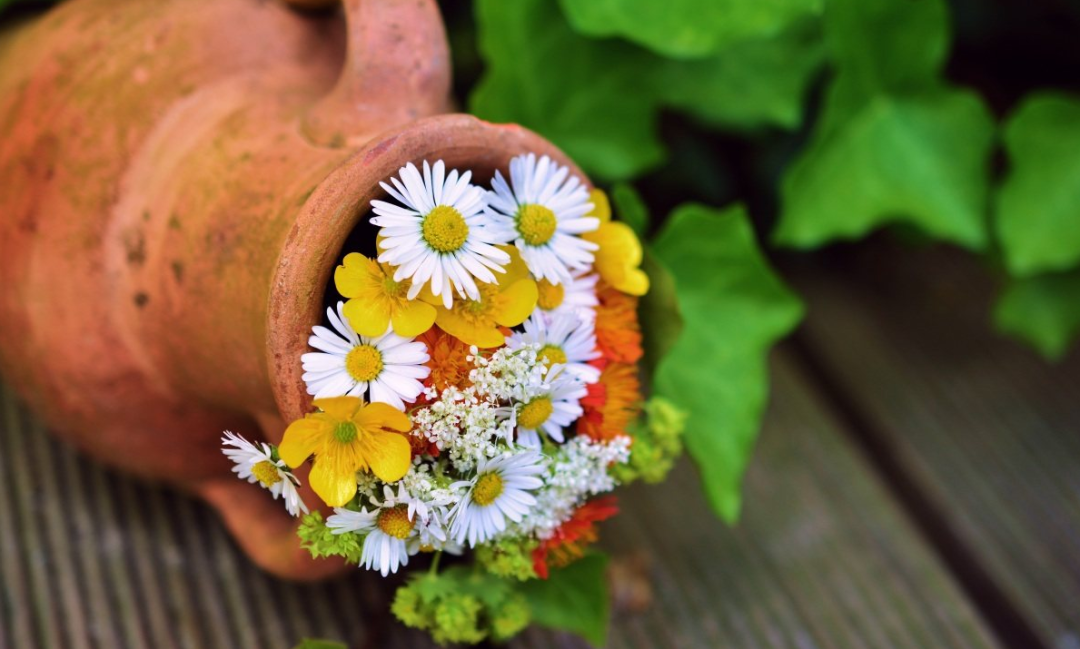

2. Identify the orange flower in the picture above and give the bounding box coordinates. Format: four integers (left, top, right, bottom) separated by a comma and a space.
594, 281, 643, 364
533, 497, 619, 579
417, 327, 473, 393
578, 362, 642, 441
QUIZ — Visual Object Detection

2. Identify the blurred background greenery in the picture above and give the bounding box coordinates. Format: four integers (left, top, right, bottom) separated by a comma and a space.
2, 0, 1079, 522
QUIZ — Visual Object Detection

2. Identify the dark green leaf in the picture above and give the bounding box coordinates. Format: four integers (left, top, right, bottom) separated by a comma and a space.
823, 0, 949, 97
652, 204, 803, 521
611, 183, 649, 237
471, 0, 664, 181
638, 250, 683, 383
519, 553, 610, 647
995, 93, 1080, 277
775, 84, 994, 250
657, 19, 825, 130
994, 270, 1080, 360
557, 0, 822, 59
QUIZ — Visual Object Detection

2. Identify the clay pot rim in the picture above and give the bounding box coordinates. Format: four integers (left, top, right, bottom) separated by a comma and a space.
265, 113, 587, 431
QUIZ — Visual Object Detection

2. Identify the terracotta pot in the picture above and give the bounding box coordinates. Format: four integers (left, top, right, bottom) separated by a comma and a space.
0, 0, 582, 580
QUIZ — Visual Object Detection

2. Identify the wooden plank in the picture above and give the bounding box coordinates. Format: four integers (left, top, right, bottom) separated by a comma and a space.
0, 353, 999, 648
792, 248, 1080, 649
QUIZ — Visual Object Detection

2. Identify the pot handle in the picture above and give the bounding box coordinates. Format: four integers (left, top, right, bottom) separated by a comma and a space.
301, 0, 452, 147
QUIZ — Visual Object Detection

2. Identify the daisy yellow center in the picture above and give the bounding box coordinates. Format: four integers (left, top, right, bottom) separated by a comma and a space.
252, 460, 282, 487
422, 205, 469, 253
345, 344, 383, 382
536, 279, 565, 310
516, 204, 557, 246
518, 396, 554, 429
333, 420, 358, 444
377, 505, 415, 540
537, 344, 567, 368
472, 472, 504, 506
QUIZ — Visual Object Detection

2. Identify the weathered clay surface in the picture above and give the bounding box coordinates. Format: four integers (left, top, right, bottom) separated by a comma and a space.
0, 0, 580, 579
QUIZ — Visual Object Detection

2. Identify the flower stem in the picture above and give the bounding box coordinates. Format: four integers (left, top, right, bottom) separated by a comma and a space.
429, 550, 443, 576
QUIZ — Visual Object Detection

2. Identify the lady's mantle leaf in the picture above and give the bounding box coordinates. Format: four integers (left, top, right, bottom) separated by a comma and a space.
994, 271, 1080, 360
652, 204, 803, 522
557, 0, 822, 59
995, 93, 1080, 277
519, 553, 610, 647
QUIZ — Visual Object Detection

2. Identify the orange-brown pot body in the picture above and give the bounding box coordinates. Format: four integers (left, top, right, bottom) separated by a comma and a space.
0, 0, 579, 579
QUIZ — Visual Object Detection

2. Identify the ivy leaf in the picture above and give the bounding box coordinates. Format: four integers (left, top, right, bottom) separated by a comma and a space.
994, 271, 1080, 360
557, 0, 822, 59
657, 19, 825, 130
823, 0, 949, 97
471, 0, 825, 182
471, 0, 664, 181
652, 204, 803, 521
519, 553, 610, 647
775, 83, 994, 249
995, 93, 1080, 277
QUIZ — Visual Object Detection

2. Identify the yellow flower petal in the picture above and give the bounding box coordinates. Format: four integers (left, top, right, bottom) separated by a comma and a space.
434, 307, 506, 348
499, 245, 531, 285
314, 396, 363, 421
334, 253, 377, 299
615, 267, 650, 296
309, 457, 358, 507
356, 402, 412, 433
588, 189, 611, 223
390, 300, 437, 337
360, 430, 412, 483
278, 417, 329, 468
494, 279, 538, 328
342, 298, 391, 338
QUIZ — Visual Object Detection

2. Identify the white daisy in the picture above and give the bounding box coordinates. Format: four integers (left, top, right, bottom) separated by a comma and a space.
326, 503, 417, 577
449, 451, 545, 547
504, 365, 587, 449
485, 153, 599, 285
221, 431, 307, 517
371, 160, 511, 308
536, 270, 599, 323
302, 302, 431, 410
508, 312, 601, 384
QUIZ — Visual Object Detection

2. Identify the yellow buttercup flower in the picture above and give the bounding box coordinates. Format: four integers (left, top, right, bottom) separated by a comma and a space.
581, 190, 649, 296
421, 246, 538, 348
334, 253, 437, 337
279, 396, 412, 507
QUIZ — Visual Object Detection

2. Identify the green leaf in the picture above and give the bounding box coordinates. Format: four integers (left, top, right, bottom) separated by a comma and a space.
775, 84, 994, 250
638, 251, 683, 383
611, 183, 649, 237
995, 93, 1080, 277
823, 0, 949, 97
519, 553, 610, 647
557, 0, 822, 59
471, 0, 664, 181
292, 640, 347, 649
656, 19, 825, 130
994, 270, 1080, 360
652, 204, 803, 521
471, 0, 825, 181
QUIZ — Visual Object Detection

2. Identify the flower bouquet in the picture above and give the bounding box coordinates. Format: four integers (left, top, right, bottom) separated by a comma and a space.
222, 153, 687, 644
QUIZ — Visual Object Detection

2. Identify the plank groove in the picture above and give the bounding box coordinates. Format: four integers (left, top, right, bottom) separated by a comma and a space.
0, 353, 999, 648
791, 249, 1080, 649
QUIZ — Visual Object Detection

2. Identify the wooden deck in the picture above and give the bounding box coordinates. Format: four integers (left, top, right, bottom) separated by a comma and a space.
2, 248, 1077, 649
